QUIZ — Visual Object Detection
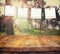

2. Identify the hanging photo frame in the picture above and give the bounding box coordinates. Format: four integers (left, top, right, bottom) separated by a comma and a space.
18, 8, 28, 18
5, 5, 16, 16
45, 8, 56, 19
31, 8, 41, 19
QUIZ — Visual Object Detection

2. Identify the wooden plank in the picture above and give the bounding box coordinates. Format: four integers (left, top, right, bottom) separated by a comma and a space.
0, 36, 60, 52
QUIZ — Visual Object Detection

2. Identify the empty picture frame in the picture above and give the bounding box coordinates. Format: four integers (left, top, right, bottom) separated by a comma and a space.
5, 5, 16, 16
45, 8, 56, 19
18, 8, 28, 18
31, 8, 41, 19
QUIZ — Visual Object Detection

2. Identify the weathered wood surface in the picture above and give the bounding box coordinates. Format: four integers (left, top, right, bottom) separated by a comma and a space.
0, 36, 60, 53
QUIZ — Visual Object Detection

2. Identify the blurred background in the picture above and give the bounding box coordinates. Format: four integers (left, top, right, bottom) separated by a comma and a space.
0, 0, 60, 35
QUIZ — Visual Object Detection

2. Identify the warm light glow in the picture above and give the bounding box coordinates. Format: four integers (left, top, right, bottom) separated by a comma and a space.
5, 5, 16, 16
31, 8, 41, 19
45, 8, 56, 19
18, 8, 28, 18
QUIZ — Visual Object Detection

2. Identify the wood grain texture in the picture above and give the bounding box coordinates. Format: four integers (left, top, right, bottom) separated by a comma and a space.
0, 35, 60, 53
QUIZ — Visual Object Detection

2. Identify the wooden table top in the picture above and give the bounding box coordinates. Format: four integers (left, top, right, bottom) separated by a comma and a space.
0, 36, 60, 52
